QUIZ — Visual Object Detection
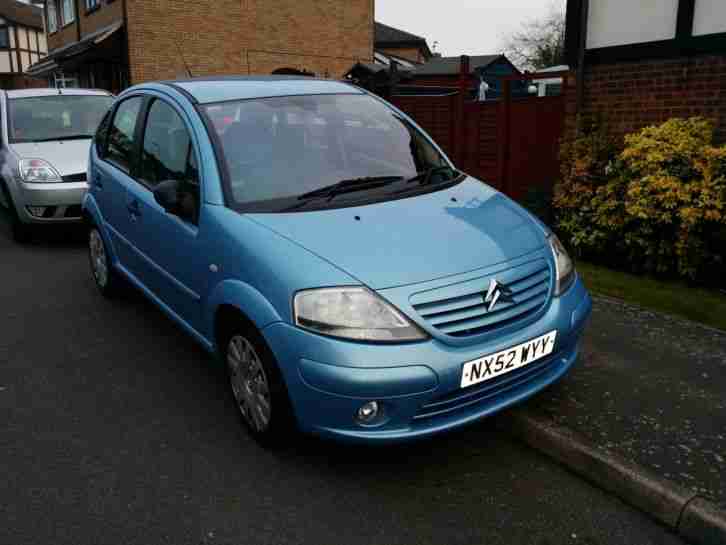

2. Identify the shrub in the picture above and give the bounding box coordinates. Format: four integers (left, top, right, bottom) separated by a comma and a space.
521, 185, 554, 225
554, 117, 726, 283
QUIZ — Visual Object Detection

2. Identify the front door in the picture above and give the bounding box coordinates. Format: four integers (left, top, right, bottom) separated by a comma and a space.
123, 97, 207, 333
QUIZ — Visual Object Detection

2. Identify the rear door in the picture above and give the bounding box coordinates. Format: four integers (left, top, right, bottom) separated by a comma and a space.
91, 95, 145, 271
122, 96, 207, 332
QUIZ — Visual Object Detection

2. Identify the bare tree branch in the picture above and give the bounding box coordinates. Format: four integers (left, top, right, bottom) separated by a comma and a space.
500, 1, 567, 71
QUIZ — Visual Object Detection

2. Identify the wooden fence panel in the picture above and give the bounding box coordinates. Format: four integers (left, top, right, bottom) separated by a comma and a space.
507, 96, 565, 199
390, 94, 457, 160
390, 77, 568, 201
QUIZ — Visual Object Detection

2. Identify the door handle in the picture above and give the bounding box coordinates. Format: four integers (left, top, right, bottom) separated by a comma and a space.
127, 200, 141, 218
93, 172, 104, 189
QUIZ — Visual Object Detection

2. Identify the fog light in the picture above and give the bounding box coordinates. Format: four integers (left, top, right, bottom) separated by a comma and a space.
27, 206, 46, 218
356, 401, 380, 424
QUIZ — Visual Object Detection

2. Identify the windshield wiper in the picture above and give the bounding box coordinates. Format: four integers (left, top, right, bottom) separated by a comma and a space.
406, 166, 457, 186
296, 175, 405, 202
27, 135, 94, 143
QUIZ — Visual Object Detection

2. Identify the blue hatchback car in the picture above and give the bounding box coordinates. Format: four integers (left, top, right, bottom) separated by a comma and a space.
83, 76, 592, 445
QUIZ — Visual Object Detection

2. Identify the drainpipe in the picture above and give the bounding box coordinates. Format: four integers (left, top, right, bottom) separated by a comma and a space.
74, 0, 81, 42
575, 0, 589, 133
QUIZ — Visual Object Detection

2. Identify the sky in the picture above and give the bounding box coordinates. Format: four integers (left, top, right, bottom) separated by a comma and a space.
375, 0, 563, 58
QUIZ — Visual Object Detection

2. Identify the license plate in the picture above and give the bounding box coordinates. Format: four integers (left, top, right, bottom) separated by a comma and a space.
460, 331, 558, 388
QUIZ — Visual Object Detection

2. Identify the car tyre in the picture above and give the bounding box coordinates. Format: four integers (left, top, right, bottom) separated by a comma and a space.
1, 182, 31, 244
221, 321, 295, 447
88, 224, 122, 298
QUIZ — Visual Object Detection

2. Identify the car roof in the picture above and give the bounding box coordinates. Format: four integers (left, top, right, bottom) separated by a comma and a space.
5, 88, 113, 99
162, 76, 363, 105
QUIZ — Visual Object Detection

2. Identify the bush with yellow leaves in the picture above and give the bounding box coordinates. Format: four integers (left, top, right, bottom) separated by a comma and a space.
555, 117, 726, 282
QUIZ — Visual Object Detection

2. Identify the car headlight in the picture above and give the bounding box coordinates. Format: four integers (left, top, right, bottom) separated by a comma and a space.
294, 287, 428, 342
19, 159, 62, 183
548, 234, 575, 296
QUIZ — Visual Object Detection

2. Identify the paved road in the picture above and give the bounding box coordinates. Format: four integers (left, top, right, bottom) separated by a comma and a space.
0, 217, 684, 545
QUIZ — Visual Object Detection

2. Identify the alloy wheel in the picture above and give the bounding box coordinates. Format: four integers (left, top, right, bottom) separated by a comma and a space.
227, 335, 272, 432
89, 228, 108, 289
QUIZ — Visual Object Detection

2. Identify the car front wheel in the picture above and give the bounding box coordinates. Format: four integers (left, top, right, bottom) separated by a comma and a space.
1, 182, 31, 243
223, 326, 294, 446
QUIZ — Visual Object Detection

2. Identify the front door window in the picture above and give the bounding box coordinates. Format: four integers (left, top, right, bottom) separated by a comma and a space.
140, 99, 200, 223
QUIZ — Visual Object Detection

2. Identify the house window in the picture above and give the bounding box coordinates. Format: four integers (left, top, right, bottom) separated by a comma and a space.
53, 72, 79, 88
61, 0, 76, 26
693, 0, 726, 36
47, 1, 58, 33
0, 27, 9, 49
586, 0, 678, 49
85, 0, 100, 12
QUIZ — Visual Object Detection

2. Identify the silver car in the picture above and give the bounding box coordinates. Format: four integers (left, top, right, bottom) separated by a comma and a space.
0, 88, 114, 242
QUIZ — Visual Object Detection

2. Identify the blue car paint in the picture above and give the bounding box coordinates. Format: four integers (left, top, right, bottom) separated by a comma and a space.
84, 77, 592, 444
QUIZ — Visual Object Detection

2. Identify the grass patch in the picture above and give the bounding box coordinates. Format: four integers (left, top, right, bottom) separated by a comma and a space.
576, 262, 726, 331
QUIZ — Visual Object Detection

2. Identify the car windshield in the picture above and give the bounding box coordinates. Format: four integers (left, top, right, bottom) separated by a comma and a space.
8, 94, 114, 143
203, 93, 457, 211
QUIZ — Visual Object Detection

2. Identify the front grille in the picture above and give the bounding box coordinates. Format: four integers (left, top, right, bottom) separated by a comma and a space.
414, 352, 562, 421
62, 173, 86, 183
411, 258, 551, 338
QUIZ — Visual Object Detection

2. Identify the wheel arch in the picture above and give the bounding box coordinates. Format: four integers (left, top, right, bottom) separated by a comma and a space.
82, 194, 120, 266
207, 279, 284, 354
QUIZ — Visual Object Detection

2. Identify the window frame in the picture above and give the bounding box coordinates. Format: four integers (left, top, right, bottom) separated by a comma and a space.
0, 26, 9, 49
61, 0, 76, 27
47, 0, 58, 34
84, 0, 101, 14
135, 96, 202, 224
94, 107, 113, 158
136, 97, 201, 192
101, 94, 146, 177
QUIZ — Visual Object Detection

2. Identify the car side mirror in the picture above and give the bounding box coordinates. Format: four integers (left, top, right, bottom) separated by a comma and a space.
153, 180, 181, 214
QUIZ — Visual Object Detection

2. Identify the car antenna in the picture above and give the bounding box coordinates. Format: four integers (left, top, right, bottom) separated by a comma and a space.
175, 42, 194, 78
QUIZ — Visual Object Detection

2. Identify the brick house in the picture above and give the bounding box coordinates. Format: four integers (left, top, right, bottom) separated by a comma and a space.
0, 0, 48, 89
565, 0, 726, 143
28, 0, 374, 93
374, 21, 432, 65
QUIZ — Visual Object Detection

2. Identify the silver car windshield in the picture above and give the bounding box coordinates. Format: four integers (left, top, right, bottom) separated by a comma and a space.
203, 94, 454, 210
8, 95, 114, 143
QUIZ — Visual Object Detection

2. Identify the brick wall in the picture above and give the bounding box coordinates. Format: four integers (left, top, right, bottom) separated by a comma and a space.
47, 19, 77, 52
125, 0, 244, 83
47, 0, 123, 52
577, 54, 726, 143
79, 0, 124, 38
125, 0, 374, 84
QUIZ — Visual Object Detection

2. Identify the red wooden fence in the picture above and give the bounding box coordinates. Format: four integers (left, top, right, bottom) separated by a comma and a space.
389, 62, 573, 201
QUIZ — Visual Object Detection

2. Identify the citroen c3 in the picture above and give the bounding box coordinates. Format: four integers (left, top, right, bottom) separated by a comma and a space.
0, 88, 114, 242
83, 76, 592, 445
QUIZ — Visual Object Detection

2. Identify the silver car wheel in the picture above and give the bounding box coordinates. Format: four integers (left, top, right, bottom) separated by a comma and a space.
89, 229, 108, 288
227, 335, 272, 432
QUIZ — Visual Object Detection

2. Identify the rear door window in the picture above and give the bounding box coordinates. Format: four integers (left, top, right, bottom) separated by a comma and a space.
105, 96, 144, 174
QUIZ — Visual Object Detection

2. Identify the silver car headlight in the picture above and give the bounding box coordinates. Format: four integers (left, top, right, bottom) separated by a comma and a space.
19, 158, 62, 183
294, 287, 428, 342
548, 233, 575, 296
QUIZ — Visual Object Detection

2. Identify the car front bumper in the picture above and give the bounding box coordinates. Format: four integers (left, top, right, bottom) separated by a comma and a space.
263, 276, 593, 444
13, 180, 88, 224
